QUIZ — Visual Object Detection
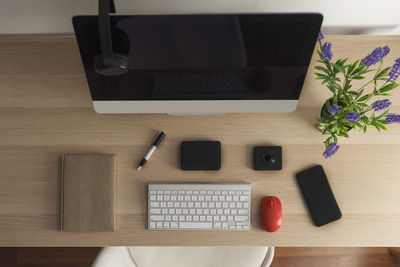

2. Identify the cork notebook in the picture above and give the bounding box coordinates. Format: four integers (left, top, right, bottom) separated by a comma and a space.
61, 154, 116, 232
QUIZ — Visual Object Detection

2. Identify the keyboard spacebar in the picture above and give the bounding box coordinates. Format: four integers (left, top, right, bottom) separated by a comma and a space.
179, 222, 213, 229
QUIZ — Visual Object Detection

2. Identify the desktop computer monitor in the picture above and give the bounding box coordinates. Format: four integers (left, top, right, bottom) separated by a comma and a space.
73, 13, 322, 114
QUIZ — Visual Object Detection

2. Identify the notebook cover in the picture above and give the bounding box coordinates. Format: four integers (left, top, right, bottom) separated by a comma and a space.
61, 154, 116, 232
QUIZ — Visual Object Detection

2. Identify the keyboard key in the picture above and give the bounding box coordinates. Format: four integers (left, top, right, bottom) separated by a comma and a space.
150, 215, 164, 221
238, 209, 248, 215
171, 222, 178, 228
235, 216, 248, 221
214, 222, 221, 228
193, 215, 199, 221
150, 202, 160, 207
163, 222, 170, 228
150, 208, 161, 214
179, 222, 213, 229
150, 222, 156, 228
240, 196, 249, 201
200, 216, 206, 221
150, 195, 156, 201
172, 215, 178, 221
156, 222, 163, 228
165, 215, 171, 221
162, 209, 168, 215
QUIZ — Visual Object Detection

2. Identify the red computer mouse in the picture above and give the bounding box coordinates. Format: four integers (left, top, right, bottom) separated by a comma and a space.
261, 196, 282, 232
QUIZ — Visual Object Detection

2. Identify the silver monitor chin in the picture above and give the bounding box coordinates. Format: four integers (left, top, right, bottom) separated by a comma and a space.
93, 100, 298, 115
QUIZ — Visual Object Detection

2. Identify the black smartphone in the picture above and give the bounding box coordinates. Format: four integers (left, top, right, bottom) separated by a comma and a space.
296, 165, 342, 226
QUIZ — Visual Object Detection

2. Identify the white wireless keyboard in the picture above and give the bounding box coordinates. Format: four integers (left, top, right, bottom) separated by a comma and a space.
148, 183, 251, 230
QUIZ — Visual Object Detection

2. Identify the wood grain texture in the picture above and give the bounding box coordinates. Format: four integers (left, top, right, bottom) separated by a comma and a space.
0, 35, 400, 246
61, 154, 116, 232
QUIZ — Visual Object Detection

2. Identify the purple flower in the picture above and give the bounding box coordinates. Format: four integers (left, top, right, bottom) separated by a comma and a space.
346, 112, 360, 123
371, 99, 391, 111
388, 58, 400, 81
328, 104, 341, 115
323, 142, 340, 158
386, 113, 400, 124
361, 47, 388, 67
322, 42, 333, 61
318, 31, 324, 44
382, 45, 390, 57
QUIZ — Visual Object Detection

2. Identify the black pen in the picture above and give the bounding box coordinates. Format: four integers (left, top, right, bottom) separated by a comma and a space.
137, 131, 166, 170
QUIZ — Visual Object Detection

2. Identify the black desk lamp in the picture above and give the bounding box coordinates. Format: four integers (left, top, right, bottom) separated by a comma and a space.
94, 0, 129, 76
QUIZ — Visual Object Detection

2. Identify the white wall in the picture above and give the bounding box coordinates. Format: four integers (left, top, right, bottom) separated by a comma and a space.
0, 0, 399, 34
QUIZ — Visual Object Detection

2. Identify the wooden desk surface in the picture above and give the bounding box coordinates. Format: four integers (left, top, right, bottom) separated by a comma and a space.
1, 35, 400, 247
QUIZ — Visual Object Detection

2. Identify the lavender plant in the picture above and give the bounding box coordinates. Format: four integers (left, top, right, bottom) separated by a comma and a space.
315, 32, 400, 158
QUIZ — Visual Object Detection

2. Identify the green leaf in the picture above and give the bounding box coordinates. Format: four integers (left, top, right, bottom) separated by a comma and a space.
314, 66, 330, 75
355, 89, 364, 100
357, 94, 370, 102
376, 109, 390, 120
375, 67, 391, 79
347, 91, 358, 96
347, 60, 360, 76
333, 63, 345, 74
315, 73, 331, 81
379, 82, 399, 93
352, 75, 365, 80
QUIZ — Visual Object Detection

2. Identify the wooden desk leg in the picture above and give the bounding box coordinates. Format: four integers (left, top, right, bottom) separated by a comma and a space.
388, 248, 400, 256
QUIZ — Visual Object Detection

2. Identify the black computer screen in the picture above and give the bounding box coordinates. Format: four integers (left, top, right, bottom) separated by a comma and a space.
73, 14, 322, 101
